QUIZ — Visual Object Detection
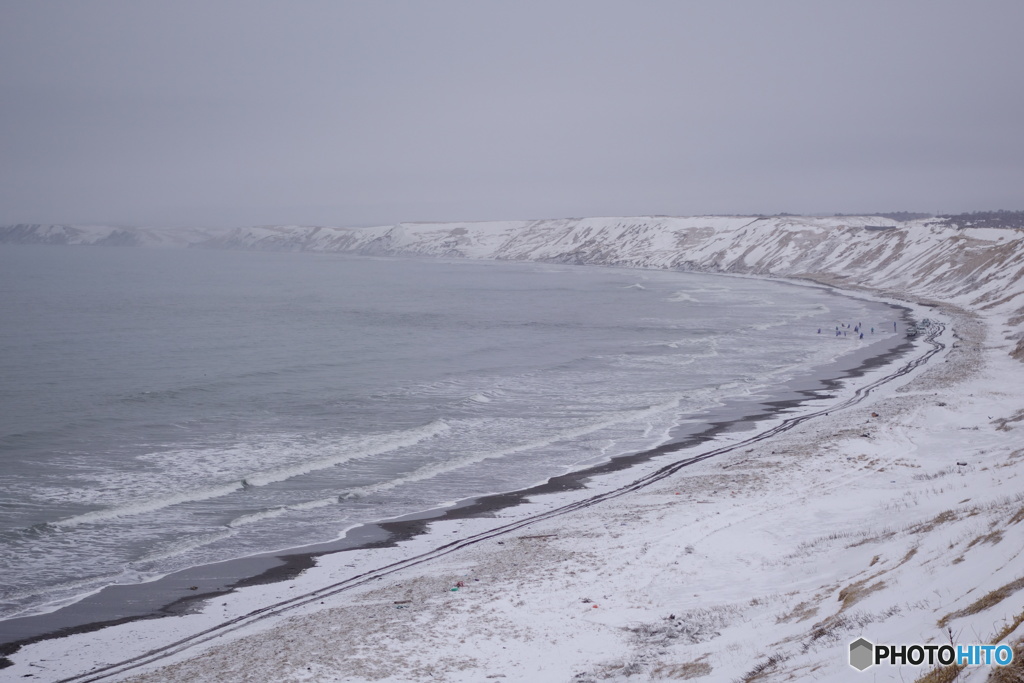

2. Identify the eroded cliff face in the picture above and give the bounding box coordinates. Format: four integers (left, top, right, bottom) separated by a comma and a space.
4, 216, 1023, 358
294, 215, 1024, 357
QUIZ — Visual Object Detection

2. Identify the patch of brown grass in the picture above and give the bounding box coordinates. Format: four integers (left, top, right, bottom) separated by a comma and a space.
1009, 505, 1024, 525
838, 580, 886, 611
938, 576, 1024, 628
775, 601, 819, 624
912, 510, 958, 534
992, 609, 1024, 645
847, 530, 897, 548
739, 653, 786, 682
914, 662, 965, 682
916, 613, 1024, 682
966, 530, 1005, 548
988, 637, 1024, 682
900, 547, 920, 566
992, 409, 1024, 432
651, 657, 713, 679
996, 449, 1024, 470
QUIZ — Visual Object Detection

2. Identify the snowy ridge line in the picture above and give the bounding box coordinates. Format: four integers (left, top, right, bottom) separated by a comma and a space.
4, 216, 1021, 358
52, 323, 945, 683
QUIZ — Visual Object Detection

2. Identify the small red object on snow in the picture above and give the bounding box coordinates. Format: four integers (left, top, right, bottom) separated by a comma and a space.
455, 581, 466, 587
592, 604, 599, 608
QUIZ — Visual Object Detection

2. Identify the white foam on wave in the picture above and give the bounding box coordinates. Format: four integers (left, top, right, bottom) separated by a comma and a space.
619, 337, 720, 368
227, 496, 337, 529
339, 397, 684, 499
243, 420, 449, 487
735, 304, 831, 332
0, 574, 124, 621
51, 482, 247, 528
51, 420, 449, 528
686, 286, 731, 293
666, 291, 699, 303
227, 507, 291, 529
638, 336, 718, 353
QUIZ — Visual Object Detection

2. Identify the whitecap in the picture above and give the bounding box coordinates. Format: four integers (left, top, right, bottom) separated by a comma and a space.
50, 420, 450, 527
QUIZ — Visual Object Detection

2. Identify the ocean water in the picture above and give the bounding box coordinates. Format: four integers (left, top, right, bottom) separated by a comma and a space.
0, 245, 898, 622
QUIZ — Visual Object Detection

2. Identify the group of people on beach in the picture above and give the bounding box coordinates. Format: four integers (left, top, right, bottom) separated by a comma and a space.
817, 321, 889, 340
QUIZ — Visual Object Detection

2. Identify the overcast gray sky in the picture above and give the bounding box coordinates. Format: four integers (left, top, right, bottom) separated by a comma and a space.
1, 1, 1022, 227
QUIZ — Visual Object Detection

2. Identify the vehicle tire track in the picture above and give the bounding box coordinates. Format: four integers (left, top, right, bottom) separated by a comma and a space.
58, 324, 945, 683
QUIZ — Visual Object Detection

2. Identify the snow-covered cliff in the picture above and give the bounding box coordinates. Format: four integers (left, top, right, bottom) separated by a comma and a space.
4, 216, 1023, 359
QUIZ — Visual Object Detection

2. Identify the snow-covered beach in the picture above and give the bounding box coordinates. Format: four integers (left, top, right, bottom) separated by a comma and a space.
2, 216, 1024, 682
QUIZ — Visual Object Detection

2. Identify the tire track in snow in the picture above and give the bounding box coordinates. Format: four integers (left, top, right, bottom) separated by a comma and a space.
56, 325, 945, 683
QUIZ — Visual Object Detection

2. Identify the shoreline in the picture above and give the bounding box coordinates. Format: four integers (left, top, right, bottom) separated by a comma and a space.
101, 296, 1018, 683
0, 281, 918, 671
0, 285, 950, 682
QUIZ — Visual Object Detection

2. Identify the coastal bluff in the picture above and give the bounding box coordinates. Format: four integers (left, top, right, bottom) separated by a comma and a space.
5, 215, 1023, 360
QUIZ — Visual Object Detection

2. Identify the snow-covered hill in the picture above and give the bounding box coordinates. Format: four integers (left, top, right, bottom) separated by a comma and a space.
6, 217, 1024, 678
4, 216, 1023, 360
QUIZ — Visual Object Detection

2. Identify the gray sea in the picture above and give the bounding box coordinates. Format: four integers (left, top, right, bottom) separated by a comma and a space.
0, 245, 899, 624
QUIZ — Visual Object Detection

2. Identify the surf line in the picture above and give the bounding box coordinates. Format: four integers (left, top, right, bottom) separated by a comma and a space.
54, 323, 946, 683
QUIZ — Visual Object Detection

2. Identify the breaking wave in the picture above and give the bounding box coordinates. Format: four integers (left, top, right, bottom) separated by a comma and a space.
50, 420, 449, 528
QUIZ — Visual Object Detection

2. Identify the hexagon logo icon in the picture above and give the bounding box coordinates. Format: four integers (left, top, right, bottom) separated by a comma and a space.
849, 637, 874, 671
